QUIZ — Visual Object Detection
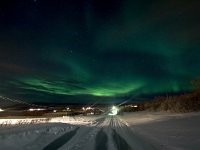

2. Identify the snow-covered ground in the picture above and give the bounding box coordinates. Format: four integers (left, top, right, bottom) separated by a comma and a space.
0, 111, 200, 150
122, 111, 200, 150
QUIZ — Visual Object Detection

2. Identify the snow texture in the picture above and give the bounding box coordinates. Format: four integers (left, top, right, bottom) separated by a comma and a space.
0, 112, 200, 150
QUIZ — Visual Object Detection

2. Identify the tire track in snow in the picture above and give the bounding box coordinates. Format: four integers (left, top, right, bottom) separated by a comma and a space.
95, 129, 108, 150
42, 127, 79, 150
59, 116, 107, 150
112, 129, 132, 150
111, 116, 157, 150
108, 116, 132, 150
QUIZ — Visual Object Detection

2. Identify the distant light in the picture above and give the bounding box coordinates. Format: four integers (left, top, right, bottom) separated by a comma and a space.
28, 108, 45, 111
86, 107, 93, 110
131, 105, 138, 108
109, 106, 119, 116
82, 107, 85, 111
0, 108, 4, 112
90, 112, 94, 115
66, 107, 71, 111
53, 110, 57, 113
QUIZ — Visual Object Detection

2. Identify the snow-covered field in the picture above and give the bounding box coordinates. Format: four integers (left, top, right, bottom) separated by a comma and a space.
0, 111, 200, 150
122, 111, 200, 150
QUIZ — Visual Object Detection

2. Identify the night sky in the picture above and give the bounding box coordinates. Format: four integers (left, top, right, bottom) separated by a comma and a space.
0, 0, 200, 104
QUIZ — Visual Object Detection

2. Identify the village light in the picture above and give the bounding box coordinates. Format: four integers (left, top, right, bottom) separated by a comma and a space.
86, 107, 93, 110
28, 108, 45, 111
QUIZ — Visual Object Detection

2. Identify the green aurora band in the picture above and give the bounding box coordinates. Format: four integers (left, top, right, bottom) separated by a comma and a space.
0, 0, 200, 103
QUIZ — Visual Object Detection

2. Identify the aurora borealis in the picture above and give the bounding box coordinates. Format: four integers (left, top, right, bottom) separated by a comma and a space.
0, 0, 200, 103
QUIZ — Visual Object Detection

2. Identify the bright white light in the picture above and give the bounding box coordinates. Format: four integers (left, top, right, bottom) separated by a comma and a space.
131, 105, 138, 108
86, 107, 90, 110
0, 108, 4, 112
109, 106, 119, 116
29, 108, 34, 112
53, 110, 57, 113
86, 107, 93, 110
28, 108, 45, 111
82, 107, 85, 110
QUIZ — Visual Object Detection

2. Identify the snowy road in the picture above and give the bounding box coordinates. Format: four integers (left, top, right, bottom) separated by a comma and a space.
0, 115, 157, 150
1, 112, 200, 150
44, 115, 157, 150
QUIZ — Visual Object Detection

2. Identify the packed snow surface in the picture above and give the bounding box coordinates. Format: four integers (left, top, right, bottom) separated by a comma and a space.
0, 111, 200, 150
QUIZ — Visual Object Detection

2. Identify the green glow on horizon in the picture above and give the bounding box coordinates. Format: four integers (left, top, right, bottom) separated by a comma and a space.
15, 76, 189, 99
17, 78, 145, 97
